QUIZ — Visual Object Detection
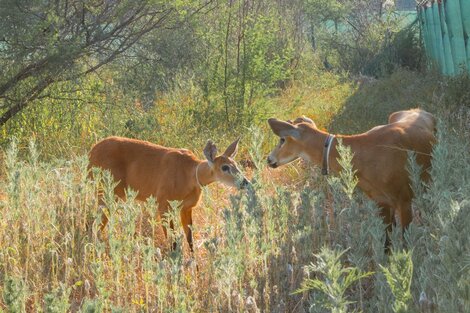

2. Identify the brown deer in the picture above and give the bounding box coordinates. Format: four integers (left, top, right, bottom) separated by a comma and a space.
267, 109, 436, 232
89, 136, 249, 251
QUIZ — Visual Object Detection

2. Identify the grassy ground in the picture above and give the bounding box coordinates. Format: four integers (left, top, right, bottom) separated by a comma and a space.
0, 68, 469, 312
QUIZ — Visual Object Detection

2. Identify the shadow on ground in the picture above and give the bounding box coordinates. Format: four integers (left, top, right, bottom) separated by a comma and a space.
328, 69, 438, 134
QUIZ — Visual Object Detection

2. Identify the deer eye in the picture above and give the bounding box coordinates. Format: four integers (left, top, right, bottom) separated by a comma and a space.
221, 165, 230, 172
280, 138, 285, 145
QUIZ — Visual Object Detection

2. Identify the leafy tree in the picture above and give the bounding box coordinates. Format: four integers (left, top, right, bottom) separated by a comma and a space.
0, 0, 212, 126
304, 0, 419, 76
193, 0, 298, 127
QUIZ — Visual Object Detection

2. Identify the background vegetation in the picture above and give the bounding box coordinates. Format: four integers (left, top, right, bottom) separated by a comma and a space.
0, 0, 469, 312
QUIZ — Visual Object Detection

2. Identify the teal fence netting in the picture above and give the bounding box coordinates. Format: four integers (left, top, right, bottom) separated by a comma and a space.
418, 0, 470, 75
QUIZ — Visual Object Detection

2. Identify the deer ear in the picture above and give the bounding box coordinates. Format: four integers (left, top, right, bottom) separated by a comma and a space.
223, 137, 240, 158
301, 116, 315, 125
268, 118, 301, 139
203, 140, 217, 166
293, 116, 315, 126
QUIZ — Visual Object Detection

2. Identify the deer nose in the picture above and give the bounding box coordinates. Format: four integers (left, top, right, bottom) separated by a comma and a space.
267, 157, 278, 168
239, 177, 250, 189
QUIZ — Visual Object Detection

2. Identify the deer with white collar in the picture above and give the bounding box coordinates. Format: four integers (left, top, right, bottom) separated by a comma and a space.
267, 109, 436, 232
89, 136, 249, 251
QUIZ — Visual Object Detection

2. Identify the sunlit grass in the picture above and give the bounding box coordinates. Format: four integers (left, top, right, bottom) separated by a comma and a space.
0, 69, 469, 312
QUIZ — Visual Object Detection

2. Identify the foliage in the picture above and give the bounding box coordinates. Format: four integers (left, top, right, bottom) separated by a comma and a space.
295, 247, 373, 313
2, 276, 27, 313
304, 0, 423, 76
381, 251, 414, 313
0, 0, 209, 126
0, 69, 469, 311
192, 0, 298, 129
334, 139, 359, 199
0, 0, 469, 311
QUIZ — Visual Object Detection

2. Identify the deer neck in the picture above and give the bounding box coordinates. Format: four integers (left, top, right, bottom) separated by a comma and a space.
301, 128, 346, 175
195, 161, 216, 187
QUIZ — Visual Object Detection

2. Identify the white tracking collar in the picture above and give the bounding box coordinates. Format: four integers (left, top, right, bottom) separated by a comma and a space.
195, 162, 203, 188
322, 134, 335, 175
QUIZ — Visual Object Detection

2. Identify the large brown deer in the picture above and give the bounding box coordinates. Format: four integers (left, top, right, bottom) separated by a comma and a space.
89, 136, 249, 251
267, 109, 435, 232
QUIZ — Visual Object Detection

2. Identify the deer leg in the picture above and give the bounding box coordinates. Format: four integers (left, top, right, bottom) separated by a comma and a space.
398, 201, 412, 229
161, 225, 176, 250
181, 202, 199, 272
94, 192, 109, 236
169, 220, 177, 251
96, 174, 126, 233
99, 209, 109, 233
397, 200, 413, 250
98, 184, 126, 233
379, 203, 395, 229
180, 206, 194, 252
378, 203, 394, 252
158, 200, 177, 250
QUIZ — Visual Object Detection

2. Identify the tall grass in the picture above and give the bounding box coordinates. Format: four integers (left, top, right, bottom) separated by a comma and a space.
0, 69, 469, 312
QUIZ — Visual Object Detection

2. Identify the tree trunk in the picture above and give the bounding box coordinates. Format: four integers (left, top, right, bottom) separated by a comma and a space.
0, 78, 53, 127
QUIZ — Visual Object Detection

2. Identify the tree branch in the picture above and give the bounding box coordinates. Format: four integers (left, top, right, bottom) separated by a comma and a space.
0, 78, 54, 126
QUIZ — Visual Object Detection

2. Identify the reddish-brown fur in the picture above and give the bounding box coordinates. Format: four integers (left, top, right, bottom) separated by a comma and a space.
267, 109, 436, 230
88, 136, 248, 251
